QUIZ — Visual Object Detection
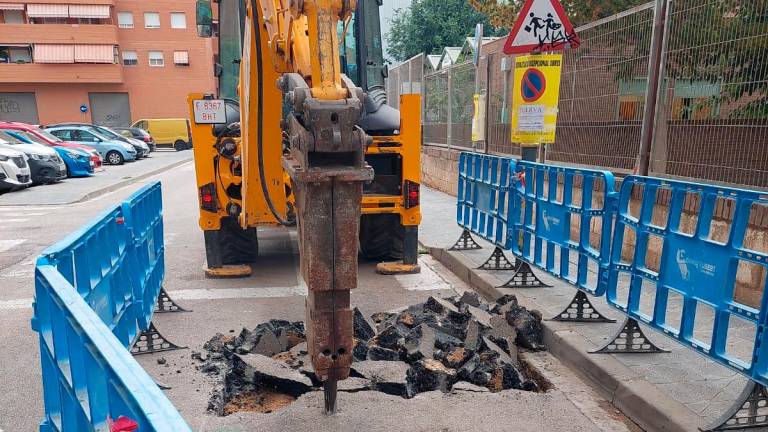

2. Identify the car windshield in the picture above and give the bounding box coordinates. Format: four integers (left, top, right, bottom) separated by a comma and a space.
35, 128, 65, 143
11, 130, 48, 145
93, 126, 126, 141
0, 130, 29, 145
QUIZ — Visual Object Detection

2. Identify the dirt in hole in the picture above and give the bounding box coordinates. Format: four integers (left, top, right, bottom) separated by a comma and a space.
223, 389, 296, 415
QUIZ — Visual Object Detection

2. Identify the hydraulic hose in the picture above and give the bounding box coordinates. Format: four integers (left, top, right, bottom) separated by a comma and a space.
251, 0, 294, 226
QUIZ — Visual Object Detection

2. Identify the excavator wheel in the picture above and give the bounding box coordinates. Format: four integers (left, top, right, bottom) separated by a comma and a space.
359, 213, 404, 261
219, 216, 259, 265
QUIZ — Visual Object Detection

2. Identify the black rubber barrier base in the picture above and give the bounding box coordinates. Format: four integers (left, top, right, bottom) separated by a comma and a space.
551, 291, 616, 323
155, 287, 191, 313
703, 382, 768, 431
449, 229, 482, 251
131, 322, 187, 355
590, 318, 668, 354
477, 247, 518, 271
499, 261, 551, 288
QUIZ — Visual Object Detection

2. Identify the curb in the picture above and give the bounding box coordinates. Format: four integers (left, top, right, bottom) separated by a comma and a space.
75, 157, 193, 204
0, 156, 193, 207
426, 245, 703, 432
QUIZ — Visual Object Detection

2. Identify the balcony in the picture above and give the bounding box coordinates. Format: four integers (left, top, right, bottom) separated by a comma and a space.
0, 24, 118, 45
0, 63, 123, 83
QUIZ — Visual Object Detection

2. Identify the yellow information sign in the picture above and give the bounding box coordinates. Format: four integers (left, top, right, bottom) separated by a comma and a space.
511, 53, 563, 145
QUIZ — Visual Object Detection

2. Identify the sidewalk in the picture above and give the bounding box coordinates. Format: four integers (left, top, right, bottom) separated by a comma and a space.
418, 186, 747, 432
0, 150, 192, 206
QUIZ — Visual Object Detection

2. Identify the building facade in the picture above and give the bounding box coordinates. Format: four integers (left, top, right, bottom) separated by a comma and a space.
0, 0, 216, 126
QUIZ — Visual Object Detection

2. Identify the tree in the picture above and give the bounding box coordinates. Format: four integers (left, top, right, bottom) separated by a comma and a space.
386, 0, 509, 62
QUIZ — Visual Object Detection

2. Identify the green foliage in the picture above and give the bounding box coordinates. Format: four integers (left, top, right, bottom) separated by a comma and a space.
386, 0, 508, 62
560, 0, 649, 26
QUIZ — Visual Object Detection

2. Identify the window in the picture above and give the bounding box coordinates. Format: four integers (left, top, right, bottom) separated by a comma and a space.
173, 50, 189, 66
0, 45, 32, 63
49, 129, 71, 140
117, 12, 133, 28
144, 12, 160, 28
2, 10, 25, 24
122, 50, 138, 66
148, 50, 164, 67
170, 12, 186, 29
73, 130, 101, 143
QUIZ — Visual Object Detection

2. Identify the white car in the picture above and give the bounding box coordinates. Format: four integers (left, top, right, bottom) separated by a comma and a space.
0, 146, 32, 192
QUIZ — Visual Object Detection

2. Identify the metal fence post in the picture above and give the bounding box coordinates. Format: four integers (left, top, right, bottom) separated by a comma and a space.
637, 0, 669, 175
447, 68, 452, 151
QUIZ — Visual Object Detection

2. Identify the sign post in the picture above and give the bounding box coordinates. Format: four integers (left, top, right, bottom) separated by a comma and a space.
503, 0, 578, 162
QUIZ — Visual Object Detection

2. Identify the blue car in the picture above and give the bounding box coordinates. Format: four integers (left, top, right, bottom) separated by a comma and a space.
44, 126, 137, 165
3, 129, 93, 177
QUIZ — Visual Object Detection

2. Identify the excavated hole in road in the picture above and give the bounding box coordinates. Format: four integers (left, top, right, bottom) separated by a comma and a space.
195, 292, 550, 416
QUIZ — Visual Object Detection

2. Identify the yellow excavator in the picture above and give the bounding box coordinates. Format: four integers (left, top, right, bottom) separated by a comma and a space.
187, 0, 421, 412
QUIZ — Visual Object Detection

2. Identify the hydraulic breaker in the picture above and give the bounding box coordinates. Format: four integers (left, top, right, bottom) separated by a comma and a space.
280, 73, 372, 413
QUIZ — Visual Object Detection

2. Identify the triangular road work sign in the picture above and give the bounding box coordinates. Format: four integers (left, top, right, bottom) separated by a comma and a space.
503, 0, 580, 55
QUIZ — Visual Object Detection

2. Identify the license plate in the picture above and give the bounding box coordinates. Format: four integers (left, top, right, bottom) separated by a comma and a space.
193, 99, 226, 124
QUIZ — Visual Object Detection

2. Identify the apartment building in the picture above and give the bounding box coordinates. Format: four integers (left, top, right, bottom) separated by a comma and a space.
0, 0, 216, 126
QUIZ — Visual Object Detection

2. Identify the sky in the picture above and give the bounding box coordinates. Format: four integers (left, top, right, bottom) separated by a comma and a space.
379, 0, 413, 61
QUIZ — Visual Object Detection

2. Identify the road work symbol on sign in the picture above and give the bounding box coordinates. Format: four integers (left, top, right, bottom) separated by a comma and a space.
503, 0, 580, 55
521, 69, 546, 102
511, 53, 563, 145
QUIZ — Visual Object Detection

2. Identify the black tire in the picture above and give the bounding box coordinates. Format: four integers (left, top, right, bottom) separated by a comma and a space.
106, 150, 124, 165
174, 140, 187, 151
359, 213, 404, 261
219, 216, 259, 265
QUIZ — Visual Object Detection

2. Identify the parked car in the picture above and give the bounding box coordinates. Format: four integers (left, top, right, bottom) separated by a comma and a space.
113, 127, 157, 152
47, 123, 150, 159
3, 129, 93, 178
0, 146, 32, 192
0, 122, 102, 169
132, 118, 192, 151
0, 130, 66, 184
44, 126, 137, 165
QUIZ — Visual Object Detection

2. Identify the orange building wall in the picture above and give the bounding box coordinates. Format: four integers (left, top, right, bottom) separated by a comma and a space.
0, 0, 217, 125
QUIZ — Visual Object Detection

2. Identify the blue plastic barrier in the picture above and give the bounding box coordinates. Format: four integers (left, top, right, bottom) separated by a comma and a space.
509, 160, 618, 295
32, 181, 191, 431
606, 176, 768, 385
121, 182, 164, 331
457, 152, 514, 248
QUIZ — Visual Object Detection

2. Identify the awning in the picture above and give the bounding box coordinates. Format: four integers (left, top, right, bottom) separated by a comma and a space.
74, 44, 114, 63
0, 4, 24, 10
68, 5, 111, 19
26, 4, 69, 18
33, 44, 74, 63
173, 51, 189, 64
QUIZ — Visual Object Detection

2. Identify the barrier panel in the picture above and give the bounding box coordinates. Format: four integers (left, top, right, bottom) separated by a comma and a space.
457, 152, 514, 248
606, 176, 768, 386
509, 160, 618, 296
121, 182, 164, 331
31, 181, 191, 431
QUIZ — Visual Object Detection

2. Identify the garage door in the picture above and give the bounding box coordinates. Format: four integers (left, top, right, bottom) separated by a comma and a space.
89, 92, 131, 126
0, 92, 39, 123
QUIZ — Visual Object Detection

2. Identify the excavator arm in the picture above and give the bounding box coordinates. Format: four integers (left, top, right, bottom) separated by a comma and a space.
240, 0, 370, 412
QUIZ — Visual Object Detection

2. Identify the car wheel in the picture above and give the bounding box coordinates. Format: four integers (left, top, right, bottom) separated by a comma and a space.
106, 151, 125, 165
174, 140, 187, 151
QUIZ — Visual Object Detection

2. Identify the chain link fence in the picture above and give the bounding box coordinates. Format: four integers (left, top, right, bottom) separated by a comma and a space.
386, 0, 768, 188
386, 53, 424, 111
650, 0, 768, 187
